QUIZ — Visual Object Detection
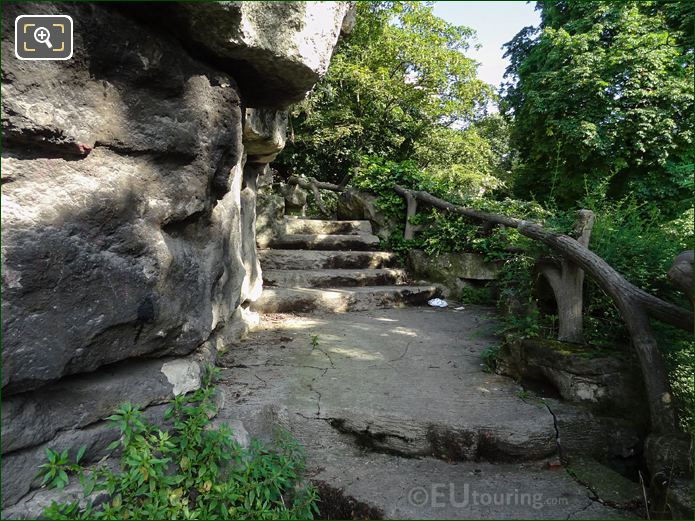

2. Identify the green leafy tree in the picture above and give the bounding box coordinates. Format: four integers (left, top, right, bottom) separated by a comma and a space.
501, 0, 693, 217
279, 1, 497, 190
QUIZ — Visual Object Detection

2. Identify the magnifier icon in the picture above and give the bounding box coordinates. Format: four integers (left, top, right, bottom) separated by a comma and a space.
34, 26, 52, 49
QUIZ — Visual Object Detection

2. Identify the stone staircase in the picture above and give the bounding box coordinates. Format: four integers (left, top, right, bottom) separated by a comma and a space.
252, 216, 440, 313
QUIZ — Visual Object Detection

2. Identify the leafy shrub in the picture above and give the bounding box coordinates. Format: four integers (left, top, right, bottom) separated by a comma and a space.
305, 189, 338, 218
459, 285, 495, 306
38, 370, 318, 520
351, 156, 425, 218
480, 345, 501, 373
352, 156, 550, 261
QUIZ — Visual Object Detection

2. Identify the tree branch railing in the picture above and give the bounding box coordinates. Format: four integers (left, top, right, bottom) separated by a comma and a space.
394, 185, 693, 434
287, 175, 344, 216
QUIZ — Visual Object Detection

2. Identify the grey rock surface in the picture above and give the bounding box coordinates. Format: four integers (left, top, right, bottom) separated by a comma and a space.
2, 2, 244, 393
2, 0, 347, 509
220, 309, 552, 461
251, 286, 440, 313
269, 232, 381, 251
2, 461, 116, 520
2, 355, 207, 454
2, 404, 168, 509
173, 2, 353, 106
263, 268, 407, 288
408, 249, 500, 298
256, 191, 285, 249
243, 109, 288, 162
283, 217, 372, 235
279, 183, 309, 215
498, 338, 646, 421
258, 249, 398, 269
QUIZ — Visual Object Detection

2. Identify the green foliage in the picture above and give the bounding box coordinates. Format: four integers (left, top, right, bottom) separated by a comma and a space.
38, 447, 84, 491
578, 194, 694, 345
502, 1, 694, 217
351, 156, 424, 217
310, 335, 320, 350
39, 374, 318, 520
480, 345, 501, 373
350, 155, 551, 263
459, 285, 495, 306
662, 338, 695, 433
305, 189, 338, 218
278, 1, 501, 194
515, 390, 530, 401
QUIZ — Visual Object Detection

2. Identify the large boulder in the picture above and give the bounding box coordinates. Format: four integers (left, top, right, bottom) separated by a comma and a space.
171, 2, 354, 106
1, 354, 208, 455
408, 249, 499, 298
243, 109, 288, 163
1, 2, 245, 394
1, 1, 350, 510
497, 338, 647, 423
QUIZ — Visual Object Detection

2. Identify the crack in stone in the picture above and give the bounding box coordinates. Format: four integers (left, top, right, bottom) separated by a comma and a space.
543, 399, 563, 461
387, 340, 412, 362
313, 346, 335, 369
307, 368, 329, 417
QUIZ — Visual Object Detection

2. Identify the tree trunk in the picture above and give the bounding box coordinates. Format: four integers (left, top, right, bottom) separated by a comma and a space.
668, 250, 693, 306
538, 210, 595, 343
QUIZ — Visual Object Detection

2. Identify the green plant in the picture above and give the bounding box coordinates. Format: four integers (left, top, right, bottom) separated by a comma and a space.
305, 189, 338, 218
460, 285, 494, 306
39, 371, 319, 520
38, 446, 86, 490
310, 335, 320, 350
480, 345, 501, 373
515, 390, 530, 401
277, 2, 495, 185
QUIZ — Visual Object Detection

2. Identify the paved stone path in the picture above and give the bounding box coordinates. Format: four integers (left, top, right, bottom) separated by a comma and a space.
217, 308, 630, 519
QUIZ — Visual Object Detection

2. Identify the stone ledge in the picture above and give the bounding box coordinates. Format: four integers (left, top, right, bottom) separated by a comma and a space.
498, 338, 647, 422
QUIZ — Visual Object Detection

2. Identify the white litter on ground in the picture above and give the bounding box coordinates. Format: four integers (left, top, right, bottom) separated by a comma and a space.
427, 298, 448, 308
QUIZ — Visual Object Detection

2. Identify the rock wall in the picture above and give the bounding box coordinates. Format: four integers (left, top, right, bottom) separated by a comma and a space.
1, 1, 352, 510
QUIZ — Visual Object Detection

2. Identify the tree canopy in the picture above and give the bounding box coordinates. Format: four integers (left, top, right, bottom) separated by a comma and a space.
278, 1, 507, 198
501, 0, 694, 217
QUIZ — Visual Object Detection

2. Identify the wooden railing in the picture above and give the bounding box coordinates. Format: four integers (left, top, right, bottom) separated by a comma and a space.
287, 175, 343, 215
281, 174, 693, 431
393, 185, 693, 434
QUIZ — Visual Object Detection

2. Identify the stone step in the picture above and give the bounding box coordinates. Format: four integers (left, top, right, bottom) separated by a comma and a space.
264, 268, 408, 288
284, 217, 372, 236
251, 286, 440, 313
259, 249, 398, 270
268, 233, 380, 251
